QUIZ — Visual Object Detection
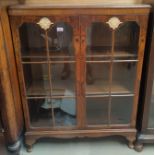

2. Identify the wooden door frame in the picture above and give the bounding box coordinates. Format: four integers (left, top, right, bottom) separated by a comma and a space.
79, 14, 149, 129
10, 15, 82, 131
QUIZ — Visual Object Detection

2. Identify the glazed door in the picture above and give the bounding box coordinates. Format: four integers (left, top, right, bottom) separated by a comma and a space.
80, 16, 142, 128
11, 16, 81, 130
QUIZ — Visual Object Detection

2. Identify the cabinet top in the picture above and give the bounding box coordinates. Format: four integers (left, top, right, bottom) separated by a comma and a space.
9, 3, 151, 9
8, 4, 151, 16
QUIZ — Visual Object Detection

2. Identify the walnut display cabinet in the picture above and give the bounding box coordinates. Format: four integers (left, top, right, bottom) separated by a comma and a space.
8, 4, 150, 152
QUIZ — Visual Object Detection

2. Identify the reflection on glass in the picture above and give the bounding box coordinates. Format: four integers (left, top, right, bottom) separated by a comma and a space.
48, 22, 74, 59
86, 63, 110, 95
148, 85, 154, 128
28, 99, 52, 127
20, 22, 77, 128
23, 64, 50, 96
54, 98, 76, 127
19, 22, 74, 61
86, 22, 139, 60
19, 23, 46, 58
86, 97, 108, 125
28, 98, 76, 127
51, 63, 75, 96
112, 62, 137, 94
115, 22, 139, 59
111, 97, 133, 124
87, 22, 112, 56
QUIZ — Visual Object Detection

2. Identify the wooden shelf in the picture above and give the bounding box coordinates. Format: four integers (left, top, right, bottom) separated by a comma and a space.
22, 50, 137, 58
26, 80, 50, 96
87, 50, 137, 58
86, 79, 134, 95
26, 79, 133, 98
26, 80, 75, 97
21, 50, 75, 58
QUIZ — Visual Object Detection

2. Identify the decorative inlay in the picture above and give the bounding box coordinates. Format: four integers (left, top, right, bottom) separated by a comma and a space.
106, 17, 122, 30
37, 17, 54, 30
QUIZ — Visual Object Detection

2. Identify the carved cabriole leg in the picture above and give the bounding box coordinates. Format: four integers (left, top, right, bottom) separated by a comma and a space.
134, 141, 144, 152
25, 136, 37, 152
126, 136, 136, 149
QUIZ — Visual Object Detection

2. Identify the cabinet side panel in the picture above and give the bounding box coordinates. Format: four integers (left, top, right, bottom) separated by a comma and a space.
0, 8, 23, 143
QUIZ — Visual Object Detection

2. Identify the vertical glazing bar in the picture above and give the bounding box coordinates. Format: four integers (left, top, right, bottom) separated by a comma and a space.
108, 30, 115, 126
45, 30, 55, 127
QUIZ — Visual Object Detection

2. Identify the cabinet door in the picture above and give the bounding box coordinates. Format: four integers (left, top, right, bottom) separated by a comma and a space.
11, 16, 80, 129
81, 15, 144, 127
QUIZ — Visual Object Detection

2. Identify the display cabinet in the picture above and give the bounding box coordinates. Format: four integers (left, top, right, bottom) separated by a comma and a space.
8, 4, 150, 152
135, 13, 154, 151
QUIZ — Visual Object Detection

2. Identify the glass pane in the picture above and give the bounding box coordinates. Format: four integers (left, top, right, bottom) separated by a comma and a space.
111, 97, 133, 124
86, 97, 108, 125
28, 98, 76, 128
51, 63, 75, 96
48, 22, 74, 60
23, 64, 50, 96
54, 98, 76, 127
115, 22, 139, 60
148, 85, 154, 128
19, 23, 46, 59
28, 99, 53, 127
112, 62, 137, 94
86, 22, 112, 60
86, 63, 110, 95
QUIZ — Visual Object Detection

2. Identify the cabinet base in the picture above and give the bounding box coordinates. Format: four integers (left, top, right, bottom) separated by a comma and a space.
25, 128, 136, 152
